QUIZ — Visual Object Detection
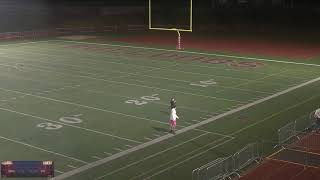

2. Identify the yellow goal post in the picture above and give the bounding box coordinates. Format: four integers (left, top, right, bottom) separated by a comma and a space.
148, 0, 193, 49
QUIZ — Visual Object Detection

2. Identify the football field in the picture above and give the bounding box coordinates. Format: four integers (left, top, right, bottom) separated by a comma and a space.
0, 39, 320, 179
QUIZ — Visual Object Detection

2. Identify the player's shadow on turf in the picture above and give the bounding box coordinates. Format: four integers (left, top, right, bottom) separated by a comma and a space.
152, 126, 169, 133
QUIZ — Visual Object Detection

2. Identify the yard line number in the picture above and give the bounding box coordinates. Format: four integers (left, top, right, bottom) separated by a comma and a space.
36, 114, 83, 130
125, 94, 160, 106
190, 79, 217, 88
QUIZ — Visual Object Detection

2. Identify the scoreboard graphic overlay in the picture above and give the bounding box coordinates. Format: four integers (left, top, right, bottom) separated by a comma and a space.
1, 161, 54, 178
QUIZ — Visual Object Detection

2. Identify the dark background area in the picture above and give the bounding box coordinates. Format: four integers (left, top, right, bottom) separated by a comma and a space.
0, 0, 319, 36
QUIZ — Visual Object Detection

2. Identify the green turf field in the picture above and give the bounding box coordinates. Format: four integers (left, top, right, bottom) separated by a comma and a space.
0, 39, 319, 180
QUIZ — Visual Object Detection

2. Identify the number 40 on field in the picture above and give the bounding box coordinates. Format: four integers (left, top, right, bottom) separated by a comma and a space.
190, 79, 217, 87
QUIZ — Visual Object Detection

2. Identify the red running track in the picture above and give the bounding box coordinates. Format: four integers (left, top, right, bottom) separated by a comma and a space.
240, 159, 320, 180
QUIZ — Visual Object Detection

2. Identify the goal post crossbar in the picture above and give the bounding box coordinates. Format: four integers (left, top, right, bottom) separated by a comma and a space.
149, 27, 192, 32
148, 0, 193, 32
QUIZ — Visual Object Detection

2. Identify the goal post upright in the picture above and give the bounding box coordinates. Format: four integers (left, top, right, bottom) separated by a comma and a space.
148, 0, 193, 50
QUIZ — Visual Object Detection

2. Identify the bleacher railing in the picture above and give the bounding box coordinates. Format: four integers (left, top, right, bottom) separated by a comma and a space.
192, 143, 260, 180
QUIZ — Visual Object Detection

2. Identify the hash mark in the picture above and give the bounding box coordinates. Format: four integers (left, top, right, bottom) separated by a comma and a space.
92, 156, 102, 160
114, 148, 123, 152
103, 152, 112, 156
144, 137, 153, 141
67, 165, 77, 169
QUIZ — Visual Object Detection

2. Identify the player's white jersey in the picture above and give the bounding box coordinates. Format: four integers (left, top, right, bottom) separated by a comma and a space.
170, 108, 179, 121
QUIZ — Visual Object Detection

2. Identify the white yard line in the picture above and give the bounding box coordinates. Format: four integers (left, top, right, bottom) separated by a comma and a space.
52, 76, 320, 180
87, 89, 215, 114
0, 59, 243, 103
0, 51, 282, 94
0, 49, 294, 88
0, 86, 220, 137
53, 40, 320, 68
0, 135, 87, 164
0, 107, 142, 144
0, 86, 178, 128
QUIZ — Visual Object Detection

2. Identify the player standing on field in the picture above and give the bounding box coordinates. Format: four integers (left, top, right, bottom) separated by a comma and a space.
170, 104, 179, 134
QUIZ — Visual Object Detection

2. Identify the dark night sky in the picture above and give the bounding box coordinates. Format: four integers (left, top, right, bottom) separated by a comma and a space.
0, 0, 320, 32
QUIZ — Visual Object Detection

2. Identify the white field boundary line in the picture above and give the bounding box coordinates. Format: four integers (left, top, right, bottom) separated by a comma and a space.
52, 76, 320, 180
97, 136, 232, 180
0, 135, 88, 164
53, 132, 214, 180
53, 40, 320, 68
0, 59, 243, 103
139, 89, 320, 179
130, 138, 233, 180
6, 41, 315, 79
0, 107, 142, 144
1, 48, 302, 88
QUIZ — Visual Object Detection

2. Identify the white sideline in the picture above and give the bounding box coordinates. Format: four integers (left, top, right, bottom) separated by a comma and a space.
54, 40, 320, 68
139, 88, 320, 179
131, 138, 234, 180
52, 76, 320, 180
